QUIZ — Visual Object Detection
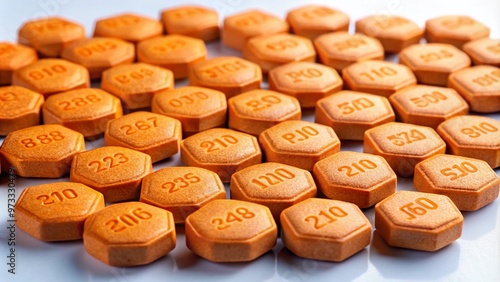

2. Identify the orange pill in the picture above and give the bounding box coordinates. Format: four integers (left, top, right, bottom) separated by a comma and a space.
268, 62, 343, 108
43, 88, 123, 139
342, 60, 417, 97
314, 31, 384, 71
0, 86, 44, 136
286, 5, 350, 40
447, 65, 500, 113
15, 182, 104, 241
463, 38, 500, 67
414, 154, 500, 211
315, 90, 395, 140
389, 85, 469, 129
399, 43, 471, 86
161, 5, 219, 41
243, 33, 316, 74
61, 37, 135, 79
363, 122, 446, 177
180, 128, 262, 182
101, 63, 174, 111
228, 89, 301, 136
313, 151, 397, 208
151, 86, 227, 136
0, 42, 38, 85
222, 9, 289, 51
18, 17, 85, 57
185, 199, 277, 262
12, 58, 90, 98
70, 146, 152, 202
83, 202, 176, 266
259, 120, 341, 171
281, 198, 372, 262
137, 35, 207, 79
375, 190, 463, 251
437, 115, 500, 168
94, 13, 163, 43
104, 111, 182, 163
230, 162, 317, 222
0, 124, 85, 178
140, 166, 226, 223
425, 15, 490, 49
355, 15, 423, 53
189, 56, 262, 99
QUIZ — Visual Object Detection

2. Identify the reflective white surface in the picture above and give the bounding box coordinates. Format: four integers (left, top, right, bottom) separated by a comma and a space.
0, 0, 499, 281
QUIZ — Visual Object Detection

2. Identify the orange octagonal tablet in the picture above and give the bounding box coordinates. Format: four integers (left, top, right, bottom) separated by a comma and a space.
463, 38, 500, 67
0, 86, 44, 136
189, 56, 262, 99
286, 5, 349, 40
70, 146, 152, 202
342, 60, 416, 97
61, 37, 135, 79
104, 111, 181, 163
259, 120, 340, 171
222, 10, 288, 51
16, 182, 104, 241
437, 115, 500, 168
364, 122, 446, 177
414, 154, 499, 211
0, 124, 85, 178
389, 85, 469, 129
84, 202, 176, 266
185, 199, 277, 262
228, 89, 301, 136
425, 15, 490, 49
375, 190, 463, 251
18, 17, 85, 57
140, 166, 226, 223
12, 58, 90, 98
101, 63, 174, 111
180, 128, 262, 182
137, 35, 207, 79
43, 88, 123, 139
0, 42, 38, 85
399, 43, 471, 86
230, 162, 317, 222
161, 5, 219, 41
281, 198, 371, 262
355, 15, 423, 53
151, 86, 227, 136
314, 32, 385, 71
268, 62, 343, 108
315, 90, 395, 140
313, 151, 397, 208
243, 33, 316, 74
94, 13, 163, 43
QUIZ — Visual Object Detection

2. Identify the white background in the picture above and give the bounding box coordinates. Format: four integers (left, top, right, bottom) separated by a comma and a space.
0, 0, 499, 281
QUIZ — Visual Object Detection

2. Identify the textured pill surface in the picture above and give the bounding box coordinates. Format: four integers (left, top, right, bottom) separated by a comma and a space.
414, 154, 500, 211
375, 190, 463, 251
315, 90, 395, 140
140, 166, 226, 223
437, 115, 500, 168
363, 122, 446, 177
259, 120, 340, 171
0, 86, 44, 136
16, 182, 104, 241
83, 202, 176, 267
185, 199, 277, 262
286, 5, 349, 40
0, 124, 85, 178
230, 162, 316, 222
425, 15, 490, 49
313, 151, 397, 208
161, 5, 219, 42
93, 13, 163, 43
463, 38, 500, 67
0, 42, 38, 85
228, 89, 301, 136
70, 146, 152, 202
